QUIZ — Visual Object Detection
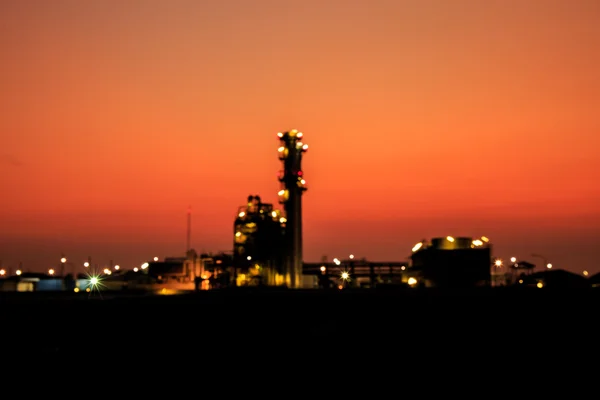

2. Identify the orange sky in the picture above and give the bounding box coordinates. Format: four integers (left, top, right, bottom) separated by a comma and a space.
1, 0, 599, 275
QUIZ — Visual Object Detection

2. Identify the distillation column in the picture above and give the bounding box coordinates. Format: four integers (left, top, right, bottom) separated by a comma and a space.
277, 130, 308, 288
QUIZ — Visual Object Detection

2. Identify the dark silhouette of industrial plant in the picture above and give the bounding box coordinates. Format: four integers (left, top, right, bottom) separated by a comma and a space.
1, 130, 598, 362
0, 129, 595, 294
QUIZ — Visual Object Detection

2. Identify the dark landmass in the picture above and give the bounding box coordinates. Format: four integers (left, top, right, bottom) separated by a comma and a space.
2, 287, 597, 365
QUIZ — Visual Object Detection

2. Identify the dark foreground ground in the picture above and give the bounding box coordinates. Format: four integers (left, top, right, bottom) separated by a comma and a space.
1, 287, 598, 367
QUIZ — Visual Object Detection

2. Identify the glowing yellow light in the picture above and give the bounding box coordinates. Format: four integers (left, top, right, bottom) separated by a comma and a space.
518, 279, 523, 284
412, 242, 423, 252
90, 277, 99, 285
48, 269, 55, 275
481, 236, 489, 242
277, 146, 285, 152
16, 270, 22, 275
407, 277, 417, 286
472, 239, 483, 246
74, 287, 80, 292
583, 270, 589, 276
235, 231, 241, 237
238, 212, 245, 218
495, 259, 503, 267
277, 132, 283, 138
302, 144, 308, 150
85, 287, 91, 292
300, 179, 306, 184
546, 263, 552, 269
0, 269, 5, 276
341, 271, 349, 280
320, 266, 326, 272
103, 268, 110, 274
279, 217, 287, 223
271, 211, 277, 217
537, 282, 543, 288
446, 236, 454, 242
278, 190, 285, 196
141, 262, 149, 269
60, 257, 67, 263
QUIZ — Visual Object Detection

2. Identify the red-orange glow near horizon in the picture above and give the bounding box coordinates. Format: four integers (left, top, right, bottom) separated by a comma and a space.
1, 0, 599, 274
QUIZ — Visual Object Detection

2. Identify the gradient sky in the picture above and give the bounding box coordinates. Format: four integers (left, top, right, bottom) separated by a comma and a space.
1, 0, 599, 276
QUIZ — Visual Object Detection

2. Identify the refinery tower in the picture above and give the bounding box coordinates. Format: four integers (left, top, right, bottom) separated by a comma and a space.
277, 129, 308, 288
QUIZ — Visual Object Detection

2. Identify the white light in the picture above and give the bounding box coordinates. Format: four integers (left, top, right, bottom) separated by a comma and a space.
133, 267, 139, 272
412, 242, 423, 252
510, 257, 517, 263
90, 277, 99, 285
341, 271, 349, 280
153, 257, 158, 262
349, 254, 354, 259
408, 277, 417, 286
247, 256, 252, 261
302, 144, 308, 150
114, 265, 120, 270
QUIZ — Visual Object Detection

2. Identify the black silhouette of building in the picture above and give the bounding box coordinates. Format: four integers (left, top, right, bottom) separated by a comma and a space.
276, 129, 308, 288
233, 195, 285, 286
522, 269, 591, 289
407, 236, 491, 288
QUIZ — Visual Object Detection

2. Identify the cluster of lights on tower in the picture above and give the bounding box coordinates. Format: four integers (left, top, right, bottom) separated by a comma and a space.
276, 129, 308, 288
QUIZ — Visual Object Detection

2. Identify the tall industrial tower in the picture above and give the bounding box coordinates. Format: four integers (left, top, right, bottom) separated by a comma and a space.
277, 129, 308, 288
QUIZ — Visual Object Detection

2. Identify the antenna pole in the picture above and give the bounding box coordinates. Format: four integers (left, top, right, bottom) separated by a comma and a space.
186, 206, 191, 253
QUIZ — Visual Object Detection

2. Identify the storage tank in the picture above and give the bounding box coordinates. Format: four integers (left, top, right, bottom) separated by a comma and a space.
431, 237, 455, 250
455, 237, 473, 250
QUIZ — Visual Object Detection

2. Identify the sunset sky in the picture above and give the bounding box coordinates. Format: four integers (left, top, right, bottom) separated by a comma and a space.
1, 0, 599, 276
